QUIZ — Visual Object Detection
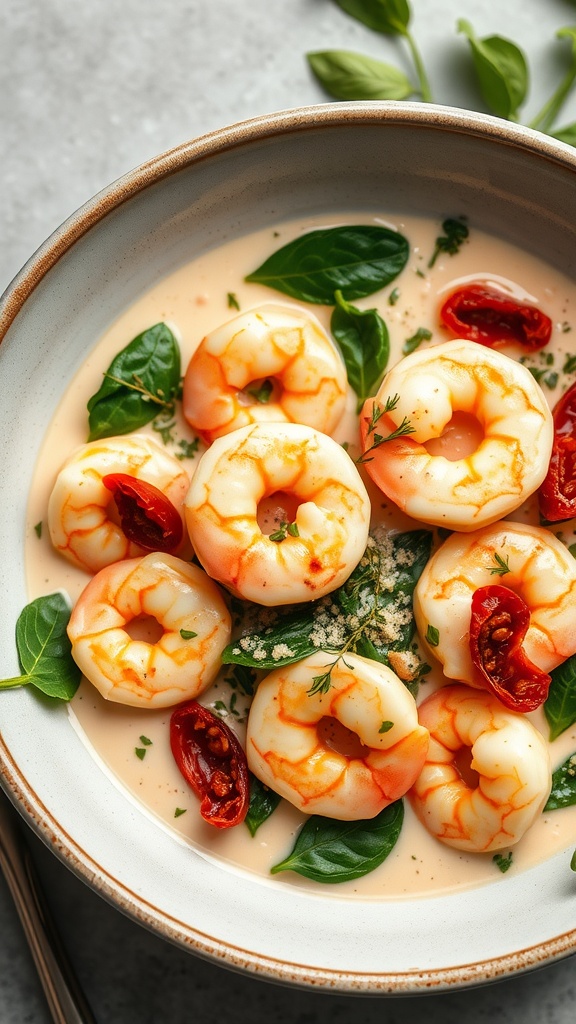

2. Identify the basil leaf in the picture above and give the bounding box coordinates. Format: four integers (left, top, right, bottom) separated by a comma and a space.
308, 50, 414, 101
0, 593, 81, 701
87, 323, 181, 441
457, 19, 528, 120
245, 226, 409, 305
544, 752, 576, 811
245, 775, 282, 836
223, 607, 319, 670
333, 0, 410, 35
271, 800, 404, 882
331, 290, 389, 410
544, 654, 576, 741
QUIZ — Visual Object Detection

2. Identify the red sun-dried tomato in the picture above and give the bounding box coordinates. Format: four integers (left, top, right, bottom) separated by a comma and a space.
539, 379, 576, 523
170, 701, 250, 828
469, 585, 551, 712
440, 284, 552, 351
102, 473, 183, 552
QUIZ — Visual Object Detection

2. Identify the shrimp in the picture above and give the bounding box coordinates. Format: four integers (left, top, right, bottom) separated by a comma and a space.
67, 552, 231, 708
182, 304, 348, 444
246, 652, 430, 820
410, 685, 551, 851
359, 339, 553, 531
48, 434, 190, 573
414, 521, 576, 684
184, 421, 371, 606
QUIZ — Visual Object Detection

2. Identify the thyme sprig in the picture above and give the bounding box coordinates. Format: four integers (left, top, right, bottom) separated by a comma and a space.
357, 393, 415, 464
487, 552, 511, 576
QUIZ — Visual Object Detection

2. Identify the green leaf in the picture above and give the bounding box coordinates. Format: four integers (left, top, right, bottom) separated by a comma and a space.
307, 50, 414, 101
552, 122, 576, 146
332, 0, 410, 35
245, 226, 409, 305
544, 752, 576, 810
544, 654, 576, 740
402, 326, 432, 355
457, 19, 528, 120
245, 775, 282, 836
87, 323, 181, 441
223, 606, 319, 670
331, 290, 390, 411
271, 800, 404, 882
425, 624, 440, 647
0, 593, 81, 701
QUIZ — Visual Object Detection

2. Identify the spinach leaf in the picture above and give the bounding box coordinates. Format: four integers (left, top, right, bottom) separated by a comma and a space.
87, 322, 181, 441
245, 226, 409, 305
544, 654, 576, 741
331, 290, 389, 410
271, 800, 403, 882
552, 123, 576, 146
332, 0, 410, 36
245, 775, 282, 836
0, 593, 81, 701
457, 19, 528, 121
544, 752, 576, 811
308, 50, 413, 101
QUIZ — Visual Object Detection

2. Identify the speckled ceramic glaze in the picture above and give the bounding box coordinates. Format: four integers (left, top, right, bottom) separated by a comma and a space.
1, 103, 576, 993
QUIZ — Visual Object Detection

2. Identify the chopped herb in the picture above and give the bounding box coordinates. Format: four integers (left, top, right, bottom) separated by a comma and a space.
493, 852, 513, 873
34, 522, 42, 538
379, 720, 394, 733
176, 437, 200, 460
388, 287, 400, 306
227, 292, 240, 310
425, 624, 440, 647
180, 629, 198, 640
563, 354, 576, 372
153, 413, 176, 445
174, 807, 187, 818
402, 326, 432, 355
428, 217, 469, 268
139, 735, 153, 746
562, 324, 573, 337
135, 747, 147, 760
571, 849, 576, 871
415, 267, 426, 278
569, 543, 576, 558
544, 371, 559, 390
269, 520, 299, 542
248, 379, 274, 404
488, 552, 511, 576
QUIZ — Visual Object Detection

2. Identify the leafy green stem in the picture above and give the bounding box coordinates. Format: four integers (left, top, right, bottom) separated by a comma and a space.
404, 29, 432, 102
529, 64, 576, 134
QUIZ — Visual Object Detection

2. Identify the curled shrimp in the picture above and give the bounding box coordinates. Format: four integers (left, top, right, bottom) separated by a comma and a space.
359, 339, 553, 531
48, 434, 190, 573
184, 421, 371, 606
414, 521, 576, 685
182, 304, 348, 444
246, 652, 430, 820
410, 684, 551, 851
67, 552, 231, 708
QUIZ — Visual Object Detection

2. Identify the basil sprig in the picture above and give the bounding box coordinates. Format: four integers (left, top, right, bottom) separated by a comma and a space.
308, 50, 413, 101
245, 225, 409, 305
271, 800, 404, 883
87, 322, 181, 441
544, 753, 576, 811
223, 529, 432, 692
544, 654, 576, 741
0, 593, 81, 701
331, 290, 389, 411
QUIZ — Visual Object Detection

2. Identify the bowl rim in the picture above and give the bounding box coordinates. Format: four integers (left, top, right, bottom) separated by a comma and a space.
2, 100, 576, 993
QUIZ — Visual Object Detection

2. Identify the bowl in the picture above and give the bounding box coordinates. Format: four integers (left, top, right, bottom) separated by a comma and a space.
2, 101, 576, 993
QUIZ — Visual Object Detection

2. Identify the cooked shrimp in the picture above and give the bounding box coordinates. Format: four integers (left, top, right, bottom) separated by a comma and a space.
246, 652, 429, 820
182, 304, 347, 444
359, 339, 553, 531
414, 521, 576, 684
48, 434, 190, 573
185, 421, 370, 606
67, 552, 231, 708
410, 684, 551, 851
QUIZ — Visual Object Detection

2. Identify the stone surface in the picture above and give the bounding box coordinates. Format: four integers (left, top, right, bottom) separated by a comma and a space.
2, 1, 576, 1020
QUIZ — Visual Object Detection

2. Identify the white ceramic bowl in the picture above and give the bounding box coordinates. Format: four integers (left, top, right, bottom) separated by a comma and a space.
2, 102, 576, 993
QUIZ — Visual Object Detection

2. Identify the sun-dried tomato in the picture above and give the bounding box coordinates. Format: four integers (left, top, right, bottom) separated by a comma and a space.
469, 585, 551, 712
440, 284, 552, 351
539, 380, 576, 522
170, 701, 250, 828
102, 473, 183, 552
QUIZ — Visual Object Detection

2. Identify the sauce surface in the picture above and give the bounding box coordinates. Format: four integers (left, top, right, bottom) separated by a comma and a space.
25, 212, 576, 899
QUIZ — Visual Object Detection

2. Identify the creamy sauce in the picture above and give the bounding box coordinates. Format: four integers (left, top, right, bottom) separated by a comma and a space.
25, 212, 576, 900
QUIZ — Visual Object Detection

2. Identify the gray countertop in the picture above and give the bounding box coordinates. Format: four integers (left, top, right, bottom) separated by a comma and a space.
2, 1, 576, 1020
